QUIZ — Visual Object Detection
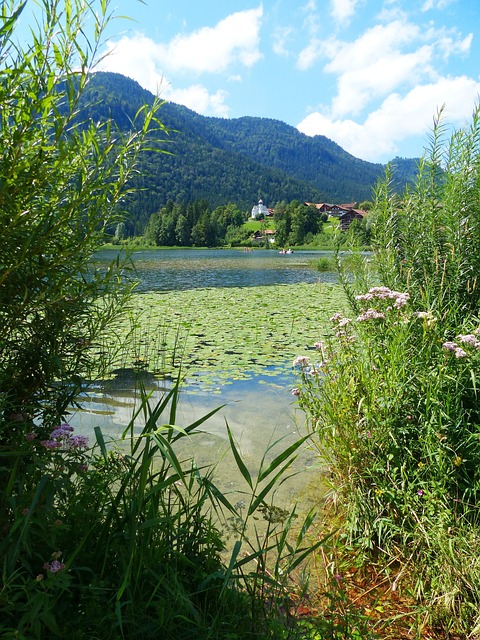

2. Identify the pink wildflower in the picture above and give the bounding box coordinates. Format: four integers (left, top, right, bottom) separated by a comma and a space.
454, 348, 467, 359
356, 287, 409, 308
293, 355, 311, 368
457, 334, 480, 348
25, 432, 37, 441
355, 293, 375, 302
357, 309, 386, 321
330, 313, 350, 326
442, 341, 458, 352
394, 293, 409, 309
291, 388, 301, 396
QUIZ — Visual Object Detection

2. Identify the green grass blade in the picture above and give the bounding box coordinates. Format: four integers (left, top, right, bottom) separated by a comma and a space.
226, 422, 252, 489
94, 425, 108, 461
248, 459, 297, 515
258, 434, 309, 482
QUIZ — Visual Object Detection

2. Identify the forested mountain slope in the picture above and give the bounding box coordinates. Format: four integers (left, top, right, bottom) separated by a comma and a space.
83, 72, 419, 233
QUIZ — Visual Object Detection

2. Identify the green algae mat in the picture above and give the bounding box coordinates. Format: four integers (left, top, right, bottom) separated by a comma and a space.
107, 282, 346, 391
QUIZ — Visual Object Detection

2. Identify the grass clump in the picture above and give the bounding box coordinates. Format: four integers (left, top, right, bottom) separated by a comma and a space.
0, 380, 327, 639
295, 106, 480, 638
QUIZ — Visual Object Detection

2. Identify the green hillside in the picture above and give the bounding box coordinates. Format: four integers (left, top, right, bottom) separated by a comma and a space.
82, 72, 419, 233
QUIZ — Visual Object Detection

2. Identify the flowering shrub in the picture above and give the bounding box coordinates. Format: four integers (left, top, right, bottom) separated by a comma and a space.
298, 284, 480, 517
39, 424, 89, 451
295, 107, 480, 635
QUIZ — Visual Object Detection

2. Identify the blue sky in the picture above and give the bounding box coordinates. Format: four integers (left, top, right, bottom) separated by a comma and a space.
21, 0, 480, 163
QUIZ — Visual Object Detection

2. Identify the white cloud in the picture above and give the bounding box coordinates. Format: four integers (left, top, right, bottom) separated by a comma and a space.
330, 0, 362, 24
331, 45, 435, 117
297, 76, 480, 161
272, 26, 294, 56
99, 36, 231, 117
297, 38, 322, 70
100, 34, 168, 95
99, 7, 264, 116
159, 6, 263, 73
422, 0, 456, 10
166, 85, 230, 117
311, 17, 473, 120
435, 32, 473, 59
323, 21, 433, 116
302, 0, 317, 11
101, 6, 263, 79
324, 20, 420, 75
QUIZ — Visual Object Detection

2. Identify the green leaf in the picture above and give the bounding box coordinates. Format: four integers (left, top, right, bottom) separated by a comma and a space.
226, 422, 252, 489
258, 434, 310, 482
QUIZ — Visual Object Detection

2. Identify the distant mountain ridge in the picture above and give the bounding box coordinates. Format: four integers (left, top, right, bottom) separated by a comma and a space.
83, 72, 419, 233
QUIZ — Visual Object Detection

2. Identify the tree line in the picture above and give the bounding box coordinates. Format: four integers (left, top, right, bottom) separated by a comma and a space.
142, 200, 249, 247
134, 198, 372, 248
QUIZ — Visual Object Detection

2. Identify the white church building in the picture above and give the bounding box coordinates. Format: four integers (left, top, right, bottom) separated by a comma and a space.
251, 198, 269, 219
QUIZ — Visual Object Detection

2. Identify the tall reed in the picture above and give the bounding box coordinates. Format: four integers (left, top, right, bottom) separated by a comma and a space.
296, 106, 480, 637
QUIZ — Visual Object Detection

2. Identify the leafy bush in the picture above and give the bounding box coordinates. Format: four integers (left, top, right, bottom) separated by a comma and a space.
0, 5, 324, 638
0, 0, 164, 439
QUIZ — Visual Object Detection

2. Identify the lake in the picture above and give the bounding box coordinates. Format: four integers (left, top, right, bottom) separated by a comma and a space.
71, 249, 337, 509
95, 247, 337, 291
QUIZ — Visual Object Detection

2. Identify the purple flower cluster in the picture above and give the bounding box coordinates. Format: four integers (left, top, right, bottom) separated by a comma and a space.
356, 286, 410, 309
43, 560, 65, 573
40, 423, 89, 451
42, 551, 66, 574
442, 341, 468, 359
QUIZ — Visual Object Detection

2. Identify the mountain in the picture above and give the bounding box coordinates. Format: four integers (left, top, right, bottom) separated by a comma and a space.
82, 72, 419, 234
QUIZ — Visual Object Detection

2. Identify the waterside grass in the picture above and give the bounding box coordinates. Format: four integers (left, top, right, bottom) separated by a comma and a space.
295, 107, 480, 638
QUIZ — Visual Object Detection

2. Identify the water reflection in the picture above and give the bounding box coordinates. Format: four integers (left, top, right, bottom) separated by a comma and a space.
95, 248, 336, 292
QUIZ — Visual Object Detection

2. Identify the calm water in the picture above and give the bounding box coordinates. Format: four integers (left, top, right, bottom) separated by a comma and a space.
73, 373, 323, 509
72, 249, 333, 508
94, 248, 337, 291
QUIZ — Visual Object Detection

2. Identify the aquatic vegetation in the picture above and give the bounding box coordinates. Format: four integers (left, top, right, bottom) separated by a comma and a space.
104, 282, 347, 389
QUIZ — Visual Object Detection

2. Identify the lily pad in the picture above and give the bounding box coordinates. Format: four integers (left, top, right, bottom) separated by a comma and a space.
104, 282, 347, 390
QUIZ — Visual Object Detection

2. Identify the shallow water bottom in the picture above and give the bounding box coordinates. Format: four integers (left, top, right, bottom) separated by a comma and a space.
69, 372, 327, 516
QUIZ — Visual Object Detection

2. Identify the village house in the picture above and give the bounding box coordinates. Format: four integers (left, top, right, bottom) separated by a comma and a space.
338, 208, 367, 231
305, 201, 367, 230
251, 228, 276, 244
